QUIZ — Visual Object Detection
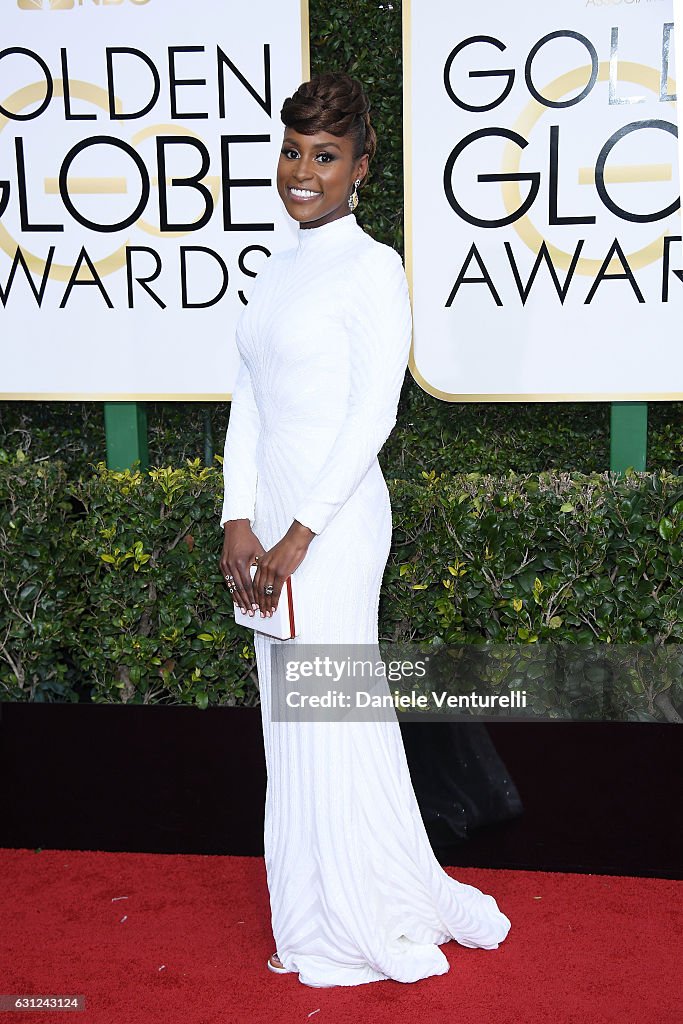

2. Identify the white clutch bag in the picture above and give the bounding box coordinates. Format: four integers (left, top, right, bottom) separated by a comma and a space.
233, 563, 297, 640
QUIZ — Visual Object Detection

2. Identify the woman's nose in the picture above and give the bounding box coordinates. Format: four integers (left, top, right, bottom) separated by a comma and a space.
293, 158, 315, 180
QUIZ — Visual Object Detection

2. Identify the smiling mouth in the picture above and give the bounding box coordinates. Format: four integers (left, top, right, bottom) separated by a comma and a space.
288, 187, 322, 201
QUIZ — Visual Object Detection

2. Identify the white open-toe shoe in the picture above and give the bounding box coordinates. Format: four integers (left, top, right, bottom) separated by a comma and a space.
267, 951, 290, 973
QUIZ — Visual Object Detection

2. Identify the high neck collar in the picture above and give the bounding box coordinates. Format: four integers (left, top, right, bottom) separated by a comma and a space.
296, 212, 360, 251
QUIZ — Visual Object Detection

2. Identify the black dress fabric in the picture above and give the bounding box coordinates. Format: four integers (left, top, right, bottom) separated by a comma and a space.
399, 722, 524, 845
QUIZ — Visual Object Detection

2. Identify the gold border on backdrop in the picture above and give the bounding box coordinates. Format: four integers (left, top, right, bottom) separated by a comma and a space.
1, 394, 246, 401
402, 0, 682, 402
1, 0, 311, 403
300, 0, 311, 82
3, 391, 680, 402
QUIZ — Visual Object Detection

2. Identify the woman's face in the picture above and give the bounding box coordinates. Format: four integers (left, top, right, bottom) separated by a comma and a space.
277, 127, 369, 230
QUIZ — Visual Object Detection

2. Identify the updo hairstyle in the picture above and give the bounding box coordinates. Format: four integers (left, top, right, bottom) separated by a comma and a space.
280, 72, 377, 186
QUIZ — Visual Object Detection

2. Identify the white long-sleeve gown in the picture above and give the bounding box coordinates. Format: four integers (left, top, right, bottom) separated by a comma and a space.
220, 213, 511, 988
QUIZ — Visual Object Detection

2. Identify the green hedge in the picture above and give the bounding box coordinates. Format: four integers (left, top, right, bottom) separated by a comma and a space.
0, 456, 256, 709
1, 454, 681, 720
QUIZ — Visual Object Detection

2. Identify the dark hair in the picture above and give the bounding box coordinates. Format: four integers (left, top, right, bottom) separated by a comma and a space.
280, 72, 377, 185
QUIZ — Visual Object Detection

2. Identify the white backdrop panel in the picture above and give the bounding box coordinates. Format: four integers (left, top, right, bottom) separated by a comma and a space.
0, 0, 307, 398
405, 0, 682, 400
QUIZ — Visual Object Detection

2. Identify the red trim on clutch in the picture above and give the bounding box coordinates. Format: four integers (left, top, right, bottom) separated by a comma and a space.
285, 576, 295, 638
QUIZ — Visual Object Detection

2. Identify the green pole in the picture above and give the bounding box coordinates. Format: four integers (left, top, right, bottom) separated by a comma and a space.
202, 406, 214, 467
610, 401, 647, 475
103, 402, 149, 471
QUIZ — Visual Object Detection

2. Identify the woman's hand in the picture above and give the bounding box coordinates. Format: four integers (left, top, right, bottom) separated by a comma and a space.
254, 520, 316, 617
219, 519, 266, 615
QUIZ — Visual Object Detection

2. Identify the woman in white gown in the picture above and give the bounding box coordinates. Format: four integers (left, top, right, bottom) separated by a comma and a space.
219, 72, 511, 988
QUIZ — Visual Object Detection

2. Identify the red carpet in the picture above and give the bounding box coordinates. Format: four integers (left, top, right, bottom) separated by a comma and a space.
0, 848, 680, 1024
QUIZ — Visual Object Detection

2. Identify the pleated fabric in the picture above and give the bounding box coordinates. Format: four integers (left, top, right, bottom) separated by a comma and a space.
220, 213, 511, 987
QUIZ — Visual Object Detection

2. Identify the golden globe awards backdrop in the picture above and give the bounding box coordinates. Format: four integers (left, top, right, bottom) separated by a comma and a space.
404, 0, 683, 400
0, 0, 308, 399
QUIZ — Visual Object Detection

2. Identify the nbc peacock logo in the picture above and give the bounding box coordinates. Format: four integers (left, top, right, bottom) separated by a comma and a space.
18, 1, 75, 9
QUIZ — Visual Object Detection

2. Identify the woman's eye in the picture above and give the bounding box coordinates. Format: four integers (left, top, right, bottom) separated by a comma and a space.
280, 148, 335, 163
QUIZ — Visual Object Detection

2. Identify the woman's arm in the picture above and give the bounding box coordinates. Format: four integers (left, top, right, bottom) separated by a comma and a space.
219, 353, 265, 614
292, 245, 412, 536
220, 353, 260, 529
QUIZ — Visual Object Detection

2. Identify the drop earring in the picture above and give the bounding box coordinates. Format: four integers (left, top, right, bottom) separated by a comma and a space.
348, 178, 361, 212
